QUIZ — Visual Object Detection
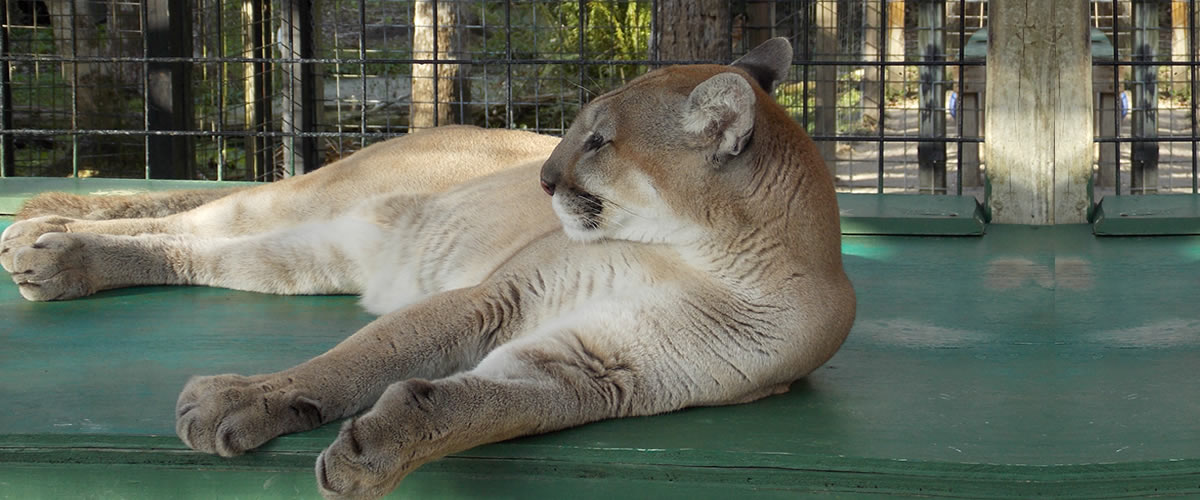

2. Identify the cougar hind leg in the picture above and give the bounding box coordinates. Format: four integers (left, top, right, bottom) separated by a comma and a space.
14, 187, 246, 222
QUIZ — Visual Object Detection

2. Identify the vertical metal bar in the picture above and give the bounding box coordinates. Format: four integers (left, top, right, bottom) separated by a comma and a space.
70, 0, 79, 177
1192, 0, 1198, 193
801, 0, 810, 135
878, 0, 887, 193
358, 0, 365, 145
505, 0, 513, 127
217, 0, 226, 181
955, 0, 965, 196
1112, 1, 1122, 196
432, 0, 439, 127
147, 0, 195, 179
0, 1, 13, 177
143, 0, 151, 179
579, 0, 587, 107
651, 0, 659, 63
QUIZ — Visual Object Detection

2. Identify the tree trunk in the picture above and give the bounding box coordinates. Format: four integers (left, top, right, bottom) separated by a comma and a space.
410, 0, 460, 131
650, 0, 729, 61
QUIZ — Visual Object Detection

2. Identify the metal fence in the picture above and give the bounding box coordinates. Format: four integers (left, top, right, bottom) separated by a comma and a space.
1, 0, 991, 195
1092, 0, 1200, 196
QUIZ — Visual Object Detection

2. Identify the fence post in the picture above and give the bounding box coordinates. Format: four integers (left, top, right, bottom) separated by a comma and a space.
243, 0, 272, 180
280, 0, 318, 177
918, 0, 946, 194
1, 2, 12, 177
814, 0, 838, 172
986, 0, 1092, 224
146, 0, 194, 179
1131, 0, 1160, 194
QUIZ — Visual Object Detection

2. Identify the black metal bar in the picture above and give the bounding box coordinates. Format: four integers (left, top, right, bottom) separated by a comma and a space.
955, 0, 965, 196
432, 0, 439, 127
1112, 3, 1121, 195
69, 0, 78, 176
216, 0, 225, 180
1192, 0, 1198, 193
505, 0, 512, 127
801, 0, 810, 137
358, 0, 366, 146
248, 0, 271, 180
579, 0, 587, 106
146, 0, 195, 179
0, 1, 13, 177
877, 0, 887, 194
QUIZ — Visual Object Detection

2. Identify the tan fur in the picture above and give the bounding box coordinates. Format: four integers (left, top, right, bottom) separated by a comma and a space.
1, 39, 853, 500
15, 188, 245, 221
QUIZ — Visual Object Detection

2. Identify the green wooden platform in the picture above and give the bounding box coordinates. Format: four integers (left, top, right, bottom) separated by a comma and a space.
2, 215, 1198, 498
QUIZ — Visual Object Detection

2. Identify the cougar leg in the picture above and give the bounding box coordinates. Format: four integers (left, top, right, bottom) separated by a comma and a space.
14, 187, 245, 222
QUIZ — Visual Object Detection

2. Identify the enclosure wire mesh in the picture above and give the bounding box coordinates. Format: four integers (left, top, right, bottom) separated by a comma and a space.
1091, 0, 1200, 196
0, 0, 1003, 196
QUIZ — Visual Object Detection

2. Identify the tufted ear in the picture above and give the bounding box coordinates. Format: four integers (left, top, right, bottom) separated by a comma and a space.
731, 37, 793, 93
682, 72, 757, 162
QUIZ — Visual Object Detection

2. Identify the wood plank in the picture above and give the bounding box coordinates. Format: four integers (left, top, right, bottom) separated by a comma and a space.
986, 0, 1092, 223
1093, 194, 1200, 235
2, 223, 1199, 497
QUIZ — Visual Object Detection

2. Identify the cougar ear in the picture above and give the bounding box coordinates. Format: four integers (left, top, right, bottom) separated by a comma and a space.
731, 37, 793, 93
682, 72, 756, 161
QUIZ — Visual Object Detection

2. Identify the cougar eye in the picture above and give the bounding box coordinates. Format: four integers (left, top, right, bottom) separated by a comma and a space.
584, 134, 607, 152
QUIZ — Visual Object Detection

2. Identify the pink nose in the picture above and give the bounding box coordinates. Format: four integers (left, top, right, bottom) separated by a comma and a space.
540, 179, 555, 196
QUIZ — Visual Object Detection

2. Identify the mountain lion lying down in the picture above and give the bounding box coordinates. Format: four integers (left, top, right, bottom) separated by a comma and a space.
0, 38, 854, 499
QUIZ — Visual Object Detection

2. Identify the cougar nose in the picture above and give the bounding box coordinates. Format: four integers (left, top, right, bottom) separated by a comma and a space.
540, 178, 556, 196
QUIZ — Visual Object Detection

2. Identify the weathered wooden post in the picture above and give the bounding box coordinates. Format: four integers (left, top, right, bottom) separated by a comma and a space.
814, 0, 838, 171
746, 1, 776, 48
280, 0, 319, 177
1172, 1, 1189, 93
863, 0, 883, 130
411, 0, 461, 131
1131, 0, 1160, 193
986, 0, 1093, 223
918, 0, 946, 193
242, 0, 272, 180
887, 0, 906, 93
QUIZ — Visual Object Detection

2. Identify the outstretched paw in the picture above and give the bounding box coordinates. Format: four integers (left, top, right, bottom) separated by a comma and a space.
1, 216, 75, 273
316, 416, 411, 500
7, 232, 94, 301
176, 373, 328, 457
316, 380, 440, 500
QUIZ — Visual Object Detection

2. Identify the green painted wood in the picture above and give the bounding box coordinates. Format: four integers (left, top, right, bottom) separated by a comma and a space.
0, 177, 257, 215
0, 177, 987, 236
2, 224, 1199, 498
837, 194, 987, 235
1092, 194, 1200, 235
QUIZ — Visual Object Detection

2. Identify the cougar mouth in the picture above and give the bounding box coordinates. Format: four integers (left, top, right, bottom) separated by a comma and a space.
552, 188, 605, 238
572, 190, 603, 229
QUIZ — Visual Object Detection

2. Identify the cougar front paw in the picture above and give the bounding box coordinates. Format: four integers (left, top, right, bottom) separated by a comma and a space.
316, 381, 437, 500
176, 373, 328, 457
7, 232, 95, 301
1, 216, 75, 273
316, 416, 411, 500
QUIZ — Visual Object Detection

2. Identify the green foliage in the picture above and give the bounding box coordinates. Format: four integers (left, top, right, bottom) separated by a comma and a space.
470, 1, 653, 129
